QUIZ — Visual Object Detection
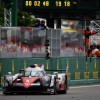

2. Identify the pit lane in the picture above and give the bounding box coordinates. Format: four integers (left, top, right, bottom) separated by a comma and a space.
0, 84, 100, 100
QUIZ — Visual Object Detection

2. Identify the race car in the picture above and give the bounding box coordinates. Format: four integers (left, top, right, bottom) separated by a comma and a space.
3, 64, 68, 95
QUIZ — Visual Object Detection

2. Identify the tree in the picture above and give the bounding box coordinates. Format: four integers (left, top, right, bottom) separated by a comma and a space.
18, 11, 37, 26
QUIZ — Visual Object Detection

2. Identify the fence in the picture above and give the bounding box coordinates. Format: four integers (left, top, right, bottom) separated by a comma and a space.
0, 27, 86, 58
90, 35, 100, 44
0, 26, 100, 86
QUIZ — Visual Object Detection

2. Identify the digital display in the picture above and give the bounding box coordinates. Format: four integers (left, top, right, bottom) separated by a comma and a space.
19, 0, 99, 10
21, 0, 76, 9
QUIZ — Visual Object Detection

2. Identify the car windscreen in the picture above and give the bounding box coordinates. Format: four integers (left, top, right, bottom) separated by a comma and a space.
31, 69, 41, 76
25, 68, 43, 77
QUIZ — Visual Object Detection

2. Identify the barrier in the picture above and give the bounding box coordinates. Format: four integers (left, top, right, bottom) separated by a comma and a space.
0, 57, 100, 87
0, 27, 85, 58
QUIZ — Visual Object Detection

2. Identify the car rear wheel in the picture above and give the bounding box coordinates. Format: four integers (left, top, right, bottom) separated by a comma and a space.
62, 75, 67, 94
62, 83, 67, 94
51, 76, 57, 95
3, 86, 13, 95
3, 91, 13, 95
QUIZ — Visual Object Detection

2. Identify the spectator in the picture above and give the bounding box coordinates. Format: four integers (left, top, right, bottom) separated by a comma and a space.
84, 27, 97, 58
91, 44, 100, 57
40, 20, 48, 30
84, 27, 97, 48
33, 20, 41, 27
33, 19, 48, 30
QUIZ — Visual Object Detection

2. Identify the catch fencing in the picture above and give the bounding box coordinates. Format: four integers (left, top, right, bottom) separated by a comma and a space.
0, 27, 85, 58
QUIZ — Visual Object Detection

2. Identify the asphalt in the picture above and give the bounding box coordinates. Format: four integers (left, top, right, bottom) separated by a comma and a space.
0, 84, 100, 100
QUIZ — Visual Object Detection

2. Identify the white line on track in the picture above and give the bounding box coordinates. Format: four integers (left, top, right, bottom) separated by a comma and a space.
70, 84, 100, 89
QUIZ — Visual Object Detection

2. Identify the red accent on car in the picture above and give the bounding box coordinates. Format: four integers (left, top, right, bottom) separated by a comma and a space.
59, 84, 65, 90
21, 77, 39, 88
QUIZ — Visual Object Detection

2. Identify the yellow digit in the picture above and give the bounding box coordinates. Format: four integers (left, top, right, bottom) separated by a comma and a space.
67, 1, 70, 6
55, 1, 58, 6
38, 1, 40, 6
55, 1, 61, 6
43, 1, 45, 6
34, 1, 37, 6
64, 1, 70, 7
59, 1, 61, 6
46, 1, 49, 6
43, 1, 49, 6
25, 1, 29, 6
34, 1, 40, 6
29, 1, 32, 6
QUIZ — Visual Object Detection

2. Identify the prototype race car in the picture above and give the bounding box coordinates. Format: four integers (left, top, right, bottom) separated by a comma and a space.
3, 64, 68, 95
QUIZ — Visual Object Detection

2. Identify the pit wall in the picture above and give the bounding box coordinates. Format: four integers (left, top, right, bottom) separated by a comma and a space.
0, 57, 100, 87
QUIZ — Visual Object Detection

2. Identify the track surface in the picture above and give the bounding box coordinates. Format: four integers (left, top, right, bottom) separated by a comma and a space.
0, 84, 100, 100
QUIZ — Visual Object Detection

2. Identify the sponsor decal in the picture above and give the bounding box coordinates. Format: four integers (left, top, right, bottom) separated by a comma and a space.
22, 77, 39, 88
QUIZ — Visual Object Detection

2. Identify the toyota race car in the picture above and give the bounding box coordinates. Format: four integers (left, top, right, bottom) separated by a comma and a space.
3, 64, 68, 95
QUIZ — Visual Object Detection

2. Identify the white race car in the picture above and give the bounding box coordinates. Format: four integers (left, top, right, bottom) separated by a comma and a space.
3, 64, 68, 95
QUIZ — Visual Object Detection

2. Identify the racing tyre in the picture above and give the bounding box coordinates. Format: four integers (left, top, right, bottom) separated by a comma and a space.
3, 91, 12, 95
52, 76, 57, 95
62, 75, 67, 94
3, 86, 13, 95
3, 91, 8, 95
